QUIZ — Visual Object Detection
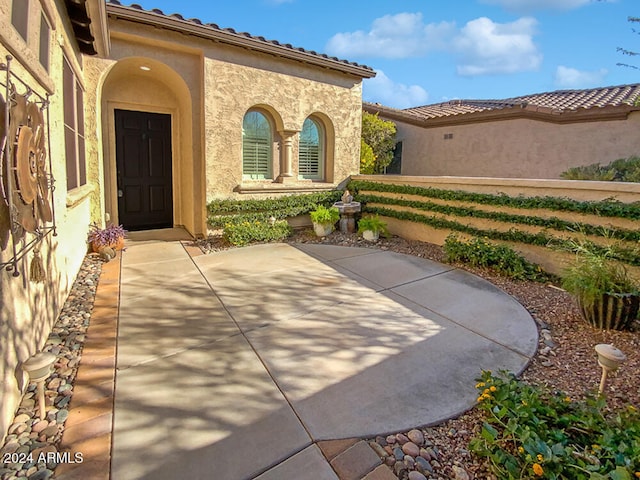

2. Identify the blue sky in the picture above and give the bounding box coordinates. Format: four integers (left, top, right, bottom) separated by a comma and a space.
132, 0, 638, 108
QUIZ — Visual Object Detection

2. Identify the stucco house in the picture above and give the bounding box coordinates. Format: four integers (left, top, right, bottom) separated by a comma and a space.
365, 84, 640, 179
0, 0, 373, 443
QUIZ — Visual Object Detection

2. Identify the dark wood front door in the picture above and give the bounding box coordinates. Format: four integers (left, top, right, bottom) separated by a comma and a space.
115, 110, 173, 231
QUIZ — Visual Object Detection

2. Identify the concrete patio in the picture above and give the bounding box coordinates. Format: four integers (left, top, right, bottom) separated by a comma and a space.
57, 231, 538, 480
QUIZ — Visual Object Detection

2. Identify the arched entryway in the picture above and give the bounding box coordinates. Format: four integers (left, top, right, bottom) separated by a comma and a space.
99, 57, 198, 233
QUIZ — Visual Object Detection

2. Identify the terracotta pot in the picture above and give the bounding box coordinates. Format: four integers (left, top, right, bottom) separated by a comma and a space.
91, 236, 125, 253
576, 293, 640, 330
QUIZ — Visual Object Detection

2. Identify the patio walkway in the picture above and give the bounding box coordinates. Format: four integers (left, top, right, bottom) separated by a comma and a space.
58, 230, 538, 480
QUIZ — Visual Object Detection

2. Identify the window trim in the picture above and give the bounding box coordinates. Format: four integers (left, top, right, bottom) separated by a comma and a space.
38, 12, 50, 71
63, 55, 87, 191
298, 117, 325, 181
11, 0, 29, 41
242, 110, 274, 180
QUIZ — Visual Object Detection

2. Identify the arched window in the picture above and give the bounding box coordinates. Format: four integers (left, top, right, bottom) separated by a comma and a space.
298, 117, 324, 180
242, 110, 272, 179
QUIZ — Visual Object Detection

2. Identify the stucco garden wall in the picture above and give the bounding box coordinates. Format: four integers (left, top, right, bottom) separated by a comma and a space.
0, 0, 95, 444
394, 113, 640, 179
352, 175, 640, 277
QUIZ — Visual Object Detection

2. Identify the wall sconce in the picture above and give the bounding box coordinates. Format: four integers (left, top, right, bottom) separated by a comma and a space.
22, 352, 57, 420
594, 344, 626, 395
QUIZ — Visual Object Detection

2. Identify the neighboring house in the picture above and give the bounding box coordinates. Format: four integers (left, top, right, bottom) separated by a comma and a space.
365, 85, 640, 179
0, 0, 373, 443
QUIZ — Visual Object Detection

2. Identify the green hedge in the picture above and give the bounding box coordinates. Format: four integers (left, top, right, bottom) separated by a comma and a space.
207, 191, 342, 227
349, 180, 640, 219
357, 193, 640, 242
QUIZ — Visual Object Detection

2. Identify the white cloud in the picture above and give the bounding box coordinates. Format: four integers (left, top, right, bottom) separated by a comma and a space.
363, 70, 429, 109
481, 0, 592, 12
325, 13, 455, 59
453, 17, 542, 76
554, 66, 608, 88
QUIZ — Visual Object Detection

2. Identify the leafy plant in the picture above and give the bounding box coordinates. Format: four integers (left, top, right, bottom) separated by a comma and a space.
470, 370, 640, 480
357, 215, 390, 236
361, 112, 397, 174
222, 219, 291, 246
360, 138, 376, 174
443, 234, 551, 282
309, 205, 340, 225
560, 157, 640, 182
87, 223, 126, 248
561, 241, 639, 308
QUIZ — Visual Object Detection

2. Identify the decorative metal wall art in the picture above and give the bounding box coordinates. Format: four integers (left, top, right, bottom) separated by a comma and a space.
0, 55, 57, 284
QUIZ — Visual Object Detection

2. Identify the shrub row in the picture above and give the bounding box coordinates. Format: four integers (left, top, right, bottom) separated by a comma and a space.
443, 235, 552, 282
349, 180, 640, 219
207, 191, 342, 227
362, 205, 640, 266
357, 194, 640, 243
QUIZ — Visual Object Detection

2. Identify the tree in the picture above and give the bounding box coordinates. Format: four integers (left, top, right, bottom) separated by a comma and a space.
361, 111, 397, 174
359, 139, 376, 174
617, 16, 640, 70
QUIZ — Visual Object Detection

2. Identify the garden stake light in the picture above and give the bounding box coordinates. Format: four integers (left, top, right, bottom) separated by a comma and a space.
594, 344, 626, 395
22, 352, 56, 419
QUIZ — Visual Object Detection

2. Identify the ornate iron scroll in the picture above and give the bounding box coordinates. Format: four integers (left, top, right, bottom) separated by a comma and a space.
0, 55, 57, 282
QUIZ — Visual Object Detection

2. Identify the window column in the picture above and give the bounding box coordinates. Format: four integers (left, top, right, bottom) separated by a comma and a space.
276, 130, 298, 183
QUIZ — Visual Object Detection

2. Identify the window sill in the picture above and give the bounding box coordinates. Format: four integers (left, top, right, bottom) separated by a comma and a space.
66, 183, 96, 209
235, 182, 338, 194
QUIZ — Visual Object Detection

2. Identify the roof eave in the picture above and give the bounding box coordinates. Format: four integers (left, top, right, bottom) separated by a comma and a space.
86, 0, 111, 57
106, 4, 375, 78
365, 102, 640, 127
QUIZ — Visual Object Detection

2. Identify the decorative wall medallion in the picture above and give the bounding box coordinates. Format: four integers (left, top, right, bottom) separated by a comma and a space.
0, 92, 9, 250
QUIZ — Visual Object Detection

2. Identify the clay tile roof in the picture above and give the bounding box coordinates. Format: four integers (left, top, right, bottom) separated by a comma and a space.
403, 84, 640, 120
105, 1, 375, 78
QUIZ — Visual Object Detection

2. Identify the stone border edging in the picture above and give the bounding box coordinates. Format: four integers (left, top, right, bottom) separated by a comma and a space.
55, 252, 121, 480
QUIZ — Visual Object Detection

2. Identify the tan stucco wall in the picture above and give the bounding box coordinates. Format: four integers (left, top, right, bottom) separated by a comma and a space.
393, 114, 640, 179
85, 29, 202, 236
0, 0, 96, 444
85, 18, 363, 235
353, 175, 640, 278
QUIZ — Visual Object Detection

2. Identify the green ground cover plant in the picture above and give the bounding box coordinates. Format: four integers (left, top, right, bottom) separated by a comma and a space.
222, 219, 291, 246
470, 371, 640, 480
443, 235, 551, 282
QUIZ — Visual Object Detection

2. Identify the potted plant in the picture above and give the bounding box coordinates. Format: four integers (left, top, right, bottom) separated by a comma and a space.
309, 205, 339, 237
357, 215, 390, 242
88, 223, 127, 257
562, 246, 639, 330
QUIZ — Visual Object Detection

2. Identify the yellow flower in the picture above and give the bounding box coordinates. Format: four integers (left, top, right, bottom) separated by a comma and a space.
476, 382, 485, 388
634, 472, 640, 478
533, 463, 544, 476
518, 446, 525, 454
490, 386, 497, 392
564, 396, 571, 403
537, 454, 544, 463
483, 388, 491, 395
477, 396, 484, 402
592, 444, 601, 450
